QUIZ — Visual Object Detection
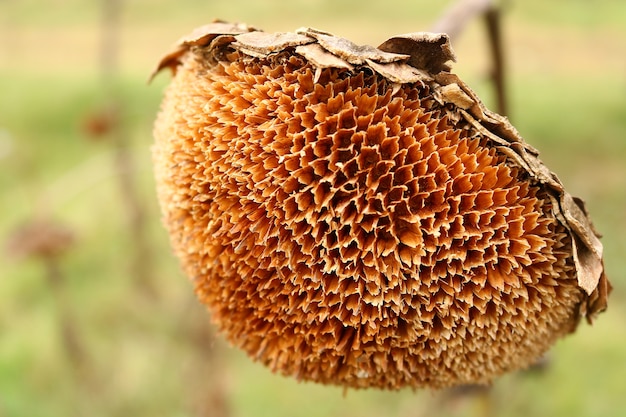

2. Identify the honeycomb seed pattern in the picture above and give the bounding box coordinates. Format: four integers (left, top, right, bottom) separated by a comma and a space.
152, 26, 608, 390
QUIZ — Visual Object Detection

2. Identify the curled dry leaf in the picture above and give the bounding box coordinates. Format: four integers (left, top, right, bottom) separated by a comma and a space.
152, 22, 610, 389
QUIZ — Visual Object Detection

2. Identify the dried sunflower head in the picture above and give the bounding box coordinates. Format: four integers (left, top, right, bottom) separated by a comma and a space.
152, 22, 610, 390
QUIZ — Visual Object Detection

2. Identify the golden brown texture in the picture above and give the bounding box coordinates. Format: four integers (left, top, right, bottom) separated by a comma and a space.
152, 23, 609, 389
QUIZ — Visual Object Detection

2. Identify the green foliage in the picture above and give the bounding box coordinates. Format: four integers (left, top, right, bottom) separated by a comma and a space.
1, 0, 625, 416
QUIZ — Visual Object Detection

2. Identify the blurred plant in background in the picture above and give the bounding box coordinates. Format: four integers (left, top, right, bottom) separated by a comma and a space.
1, 1, 625, 416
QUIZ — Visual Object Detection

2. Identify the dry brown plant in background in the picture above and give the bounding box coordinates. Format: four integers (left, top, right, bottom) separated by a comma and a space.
179, 298, 232, 417
97, 0, 156, 298
6, 219, 87, 377
151, 22, 610, 390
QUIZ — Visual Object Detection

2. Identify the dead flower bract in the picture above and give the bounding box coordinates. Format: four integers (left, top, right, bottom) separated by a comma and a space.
152, 22, 610, 389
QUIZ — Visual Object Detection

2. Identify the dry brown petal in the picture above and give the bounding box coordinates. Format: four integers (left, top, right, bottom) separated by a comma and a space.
152, 23, 610, 390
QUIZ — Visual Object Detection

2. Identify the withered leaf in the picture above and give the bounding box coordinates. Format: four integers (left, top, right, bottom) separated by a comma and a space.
378, 32, 456, 73
295, 43, 354, 71
438, 83, 474, 110
298, 28, 409, 65
364, 59, 432, 84
177, 21, 253, 47
151, 21, 253, 80
232, 31, 313, 56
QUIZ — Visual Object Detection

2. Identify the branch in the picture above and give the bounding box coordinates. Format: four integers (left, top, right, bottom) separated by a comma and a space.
431, 0, 493, 40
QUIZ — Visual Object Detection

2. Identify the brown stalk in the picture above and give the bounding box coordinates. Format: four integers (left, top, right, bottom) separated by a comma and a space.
179, 297, 231, 417
6, 220, 88, 379
431, 0, 493, 39
43, 253, 88, 374
483, 6, 507, 115
99, 0, 156, 297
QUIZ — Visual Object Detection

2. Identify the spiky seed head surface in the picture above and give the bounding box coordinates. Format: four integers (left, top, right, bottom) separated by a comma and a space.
152, 23, 610, 390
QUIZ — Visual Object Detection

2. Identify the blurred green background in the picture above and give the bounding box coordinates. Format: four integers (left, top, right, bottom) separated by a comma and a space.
1, 0, 625, 416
